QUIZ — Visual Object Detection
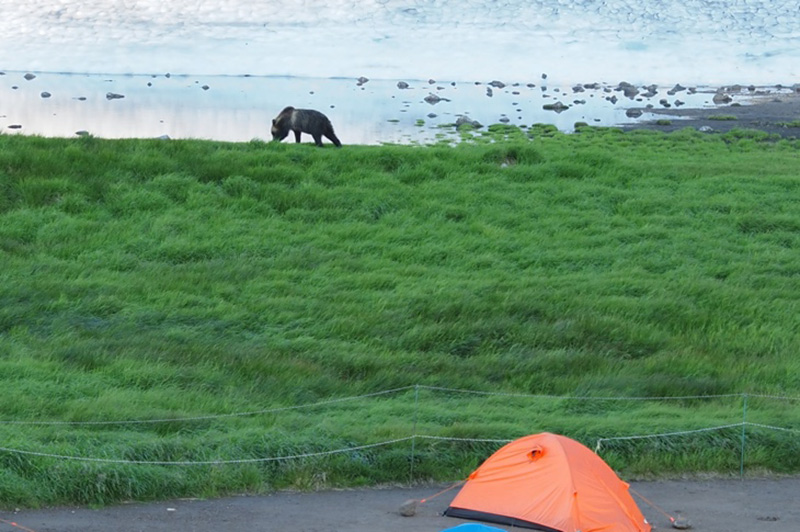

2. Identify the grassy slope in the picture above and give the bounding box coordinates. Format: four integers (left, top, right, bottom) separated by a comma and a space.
1, 127, 799, 506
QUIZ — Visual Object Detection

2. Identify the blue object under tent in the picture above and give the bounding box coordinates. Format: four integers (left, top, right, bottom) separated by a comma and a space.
440, 524, 508, 532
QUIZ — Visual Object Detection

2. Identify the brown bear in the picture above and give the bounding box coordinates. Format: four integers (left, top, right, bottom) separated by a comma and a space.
271, 106, 342, 147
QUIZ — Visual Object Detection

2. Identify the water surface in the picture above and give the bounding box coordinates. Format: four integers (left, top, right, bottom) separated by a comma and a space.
2, 1, 798, 143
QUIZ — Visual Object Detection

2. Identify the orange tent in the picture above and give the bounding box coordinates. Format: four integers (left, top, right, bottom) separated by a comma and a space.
444, 432, 651, 532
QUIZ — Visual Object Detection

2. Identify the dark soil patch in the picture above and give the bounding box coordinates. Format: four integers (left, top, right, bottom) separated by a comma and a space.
622, 91, 800, 138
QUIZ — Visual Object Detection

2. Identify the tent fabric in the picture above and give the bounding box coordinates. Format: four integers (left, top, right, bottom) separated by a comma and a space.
444, 432, 651, 532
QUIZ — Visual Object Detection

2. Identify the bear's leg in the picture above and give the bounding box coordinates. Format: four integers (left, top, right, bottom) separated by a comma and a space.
326, 133, 342, 147
294, 130, 302, 143
325, 125, 342, 147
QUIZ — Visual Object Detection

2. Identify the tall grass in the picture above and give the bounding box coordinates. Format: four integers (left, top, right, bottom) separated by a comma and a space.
1, 127, 799, 506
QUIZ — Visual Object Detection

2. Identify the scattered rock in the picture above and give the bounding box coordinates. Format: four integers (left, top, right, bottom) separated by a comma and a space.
75, 130, 90, 136
427, 78, 435, 84
424, 93, 449, 104
427, 113, 437, 118
659, 99, 672, 108
455, 116, 482, 129
397, 81, 409, 89
626, 108, 643, 118
583, 82, 599, 90
543, 101, 569, 113
489, 80, 506, 88
674, 100, 685, 107
486, 87, 493, 97
671, 515, 691, 529
616, 81, 639, 98
24, 73, 36, 80
399, 499, 417, 517
106, 92, 125, 100
40, 92, 51, 98
356, 76, 369, 86
541, 73, 548, 79
499, 116, 510, 123
8, 124, 22, 129
698, 126, 714, 133
667, 83, 686, 95
572, 85, 585, 93
606, 95, 618, 104
201, 85, 210, 91
713, 92, 732, 104
641, 85, 658, 98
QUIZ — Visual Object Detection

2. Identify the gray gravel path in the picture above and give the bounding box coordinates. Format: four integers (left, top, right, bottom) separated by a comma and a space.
3, 477, 798, 532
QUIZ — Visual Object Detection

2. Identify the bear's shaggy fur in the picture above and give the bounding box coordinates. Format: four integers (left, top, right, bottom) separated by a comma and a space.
271, 106, 342, 147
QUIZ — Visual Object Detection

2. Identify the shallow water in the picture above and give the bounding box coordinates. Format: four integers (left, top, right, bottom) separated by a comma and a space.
2, 1, 798, 143
2, 71, 784, 144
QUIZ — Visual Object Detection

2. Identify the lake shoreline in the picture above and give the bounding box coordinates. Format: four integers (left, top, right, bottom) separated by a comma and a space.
3, 70, 799, 144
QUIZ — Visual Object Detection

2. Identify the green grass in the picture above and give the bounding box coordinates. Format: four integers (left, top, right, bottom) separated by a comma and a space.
1, 127, 800, 507
707, 115, 738, 121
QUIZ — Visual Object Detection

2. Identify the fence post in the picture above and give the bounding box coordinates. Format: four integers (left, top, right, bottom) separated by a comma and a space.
410, 384, 419, 482
740, 393, 748, 478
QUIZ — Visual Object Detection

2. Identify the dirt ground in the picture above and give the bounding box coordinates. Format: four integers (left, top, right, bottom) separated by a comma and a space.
621, 89, 800, 138
2, 477, 798, 532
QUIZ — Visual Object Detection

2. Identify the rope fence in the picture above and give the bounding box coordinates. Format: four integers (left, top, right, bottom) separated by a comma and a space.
0, 387, 798, 477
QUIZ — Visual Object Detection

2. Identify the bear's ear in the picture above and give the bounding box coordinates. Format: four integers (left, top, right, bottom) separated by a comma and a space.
272, 119, 277, 125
